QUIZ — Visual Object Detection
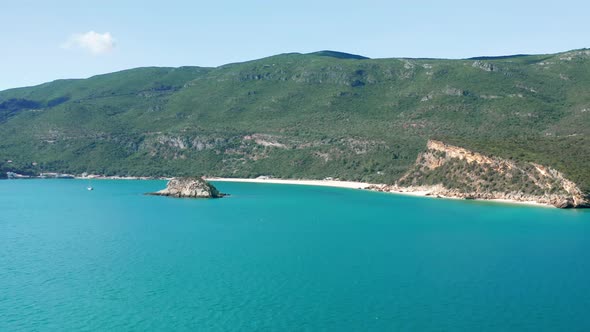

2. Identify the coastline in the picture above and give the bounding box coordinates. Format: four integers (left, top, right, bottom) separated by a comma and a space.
11, 174, 554, 208
482, 198, 554, 208
206, 177, 554, 208
74, 175, 172, 180
205, 177, 372, 189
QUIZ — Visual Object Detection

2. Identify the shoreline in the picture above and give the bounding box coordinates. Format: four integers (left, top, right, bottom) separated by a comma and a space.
74, 175, 171, 180
482, 198, 553, 208
11, 174, 554, 208
205, 177, 554, 208
205, 177, 372, 189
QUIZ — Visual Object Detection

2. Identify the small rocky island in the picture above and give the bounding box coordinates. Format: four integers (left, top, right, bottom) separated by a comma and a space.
148, 177, 225, 198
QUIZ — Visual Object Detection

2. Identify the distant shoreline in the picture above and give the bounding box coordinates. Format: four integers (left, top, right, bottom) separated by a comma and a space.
205, 177, 554, 208
205, 177, 372, 189
6, 174, 554, 208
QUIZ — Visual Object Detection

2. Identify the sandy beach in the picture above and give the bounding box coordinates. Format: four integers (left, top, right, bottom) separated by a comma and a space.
483, 198, 553, 208
206, 177, 554, 208
206, 177, 372, 189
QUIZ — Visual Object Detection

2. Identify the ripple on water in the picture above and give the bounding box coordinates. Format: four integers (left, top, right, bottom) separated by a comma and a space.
0, 180, 589, 331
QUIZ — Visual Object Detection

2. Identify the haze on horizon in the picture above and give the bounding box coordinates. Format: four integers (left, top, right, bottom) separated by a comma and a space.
0, 0, 588, 91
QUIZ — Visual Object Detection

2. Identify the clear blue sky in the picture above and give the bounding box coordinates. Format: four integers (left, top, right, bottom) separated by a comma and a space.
1, 0, 588, 90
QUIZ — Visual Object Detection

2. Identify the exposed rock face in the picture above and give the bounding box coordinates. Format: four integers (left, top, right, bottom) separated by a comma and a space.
149, 177, 224, 198
378, 140, 589, 208
472, 61, 498, 72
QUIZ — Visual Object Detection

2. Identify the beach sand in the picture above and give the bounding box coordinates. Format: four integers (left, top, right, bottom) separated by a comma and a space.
206, 177, 554, 208
206, 177, 372, 189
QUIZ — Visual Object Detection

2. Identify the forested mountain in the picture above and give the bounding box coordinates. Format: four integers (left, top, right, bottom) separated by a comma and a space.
1, 49, 589, 196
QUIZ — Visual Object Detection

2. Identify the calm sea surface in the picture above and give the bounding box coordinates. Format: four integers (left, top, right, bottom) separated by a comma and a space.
1, 180, 589, 331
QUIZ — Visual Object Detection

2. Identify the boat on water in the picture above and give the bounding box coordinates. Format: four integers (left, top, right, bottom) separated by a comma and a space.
87, 186, 94, 191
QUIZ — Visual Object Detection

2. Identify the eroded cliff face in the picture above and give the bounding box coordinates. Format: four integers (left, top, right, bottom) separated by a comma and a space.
373, 140, 588, 208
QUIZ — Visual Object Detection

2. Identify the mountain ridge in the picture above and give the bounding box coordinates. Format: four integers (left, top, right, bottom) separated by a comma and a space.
1, 48, 589, 204
4, 47, 590, 93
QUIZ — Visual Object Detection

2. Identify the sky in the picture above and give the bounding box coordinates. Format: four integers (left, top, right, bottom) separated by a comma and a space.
0, 0, 588, 90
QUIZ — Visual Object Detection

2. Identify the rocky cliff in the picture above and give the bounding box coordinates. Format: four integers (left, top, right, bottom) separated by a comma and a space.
371, 140, 589, 208
149, 177, 225, 198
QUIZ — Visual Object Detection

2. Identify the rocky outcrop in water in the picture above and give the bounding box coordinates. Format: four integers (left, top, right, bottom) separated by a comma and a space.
148, 177, 225, 198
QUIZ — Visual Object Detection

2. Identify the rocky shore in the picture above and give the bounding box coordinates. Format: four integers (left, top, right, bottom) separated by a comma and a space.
366, 184, 586, 208
375, 140, 590, 209
148, 177, 226, 198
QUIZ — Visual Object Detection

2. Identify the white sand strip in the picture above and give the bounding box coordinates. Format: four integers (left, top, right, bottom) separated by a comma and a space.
206, 177, 372, 189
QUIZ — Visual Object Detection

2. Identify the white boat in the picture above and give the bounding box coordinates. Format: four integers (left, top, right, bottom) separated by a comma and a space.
87, 186, 94, 191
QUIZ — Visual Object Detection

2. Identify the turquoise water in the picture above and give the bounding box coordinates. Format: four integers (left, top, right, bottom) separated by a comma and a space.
1, 180, 590, 331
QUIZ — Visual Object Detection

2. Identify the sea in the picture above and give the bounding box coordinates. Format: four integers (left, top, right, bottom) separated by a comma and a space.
1, 179, 589, 331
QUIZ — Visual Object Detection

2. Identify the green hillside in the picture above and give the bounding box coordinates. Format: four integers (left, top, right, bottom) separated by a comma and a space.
1, 49, 589, 195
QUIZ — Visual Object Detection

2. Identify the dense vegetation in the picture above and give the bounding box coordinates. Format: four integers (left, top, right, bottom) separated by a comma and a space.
0, 49, 589, 195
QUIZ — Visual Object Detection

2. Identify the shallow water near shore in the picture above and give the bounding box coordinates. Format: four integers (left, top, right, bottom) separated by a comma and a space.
1, 179, 590, 331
